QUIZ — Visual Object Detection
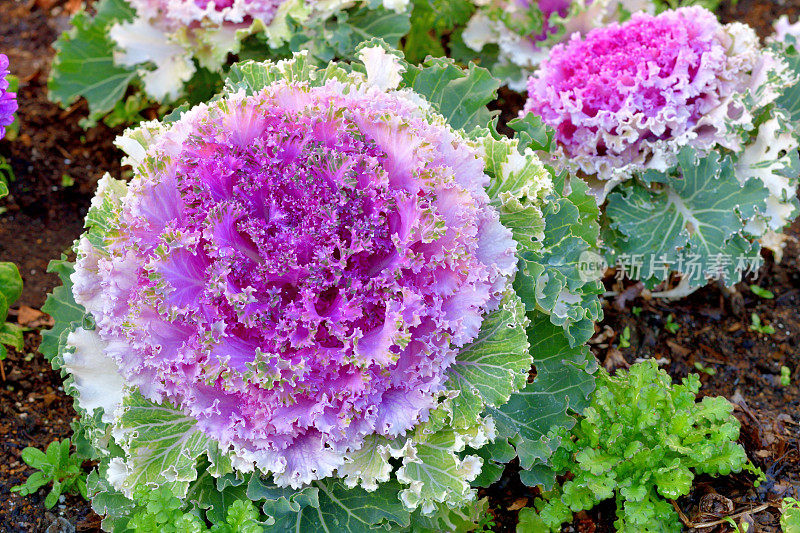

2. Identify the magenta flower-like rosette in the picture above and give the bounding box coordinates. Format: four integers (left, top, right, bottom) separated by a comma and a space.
69, 51, 521, 494
0, 54, 17, 140
523, 7, 792, 192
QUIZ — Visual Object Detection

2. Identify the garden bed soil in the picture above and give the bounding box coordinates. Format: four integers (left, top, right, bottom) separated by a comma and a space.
0, 0, 798, 531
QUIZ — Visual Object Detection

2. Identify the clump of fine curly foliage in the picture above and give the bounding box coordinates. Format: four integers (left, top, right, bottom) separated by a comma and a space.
126, 487, 263, 533
520, 359, 750, 532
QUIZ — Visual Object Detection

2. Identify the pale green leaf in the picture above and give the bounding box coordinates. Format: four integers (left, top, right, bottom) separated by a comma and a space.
402, 57, 498, 132
444, 291, 530, 428
49, 0, 137, 125
605, 147, 769, 287
115, 391, 210, 498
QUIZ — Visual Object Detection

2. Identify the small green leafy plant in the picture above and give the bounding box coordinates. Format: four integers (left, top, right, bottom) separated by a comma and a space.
749, 313, 774, 335
0, 261, 24, 360
11, 439, 87, 508
473, 510, 496, 533
619, 326, 631, 348
781, 366, 792, 386
664, 314, 680, 334
724, 515, 751, 533
126, 486, 263, 533
749, 284, 774, 299
782, 497, 800, 533
522, 359, 749, 532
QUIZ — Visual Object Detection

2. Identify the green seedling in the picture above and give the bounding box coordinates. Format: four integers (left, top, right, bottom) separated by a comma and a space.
693, 361, 716, 376
780, 366, 791, 387
749, 284, 774, 299
11, 439, 87, 508
749, 313, 774, 335
619, 326, 631, 348
724, 516, 750, 533
664, 314, 680, 334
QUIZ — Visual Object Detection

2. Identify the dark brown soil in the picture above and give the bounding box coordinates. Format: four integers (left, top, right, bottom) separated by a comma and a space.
0, 0, 124, 309
0, 0, 798, 531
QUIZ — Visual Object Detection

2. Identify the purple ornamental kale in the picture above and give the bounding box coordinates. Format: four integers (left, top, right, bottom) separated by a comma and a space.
72, 79, 517, 487
523, 7, 779, 179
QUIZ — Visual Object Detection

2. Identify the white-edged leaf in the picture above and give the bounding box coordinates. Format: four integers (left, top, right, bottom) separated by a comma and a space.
114, 391, 210, 498
605, 147, 769, 287
444, 291, 530, 428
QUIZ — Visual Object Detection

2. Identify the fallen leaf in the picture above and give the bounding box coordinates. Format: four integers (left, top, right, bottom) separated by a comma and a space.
507, 498, 528, 511
17, 306, 52, 328
666, 340, 690, 357
603, 347, 629, 372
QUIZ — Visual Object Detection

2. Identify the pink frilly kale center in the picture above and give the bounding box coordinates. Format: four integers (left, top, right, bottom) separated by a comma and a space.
523, 7, 751, 175
76, 81, 517, 486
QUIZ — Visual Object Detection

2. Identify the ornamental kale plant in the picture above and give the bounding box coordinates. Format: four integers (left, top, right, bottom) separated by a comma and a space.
49, 0, 413, 126
522, 7, 800, 296
517, 360, 751, 533
41, 45, 601, 531
461, 0, 651, 89
0, 53, 17, 140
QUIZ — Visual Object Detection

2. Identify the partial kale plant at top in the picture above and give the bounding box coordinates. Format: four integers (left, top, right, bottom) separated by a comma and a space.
457, 0, 726, 90
49, 0, 416, 127
520, 6, 800, 298
35, 43, 602, 531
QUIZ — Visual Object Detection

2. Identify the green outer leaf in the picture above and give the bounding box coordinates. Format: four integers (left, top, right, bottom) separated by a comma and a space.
402, 57, 498, 133
403, 0, 474, 65
481, 134, 552, 253
87, 468, 136, 532
116, 391, 210, 498
444, 291, 530, 428
332, 6, 411, 56
251, 477, 410, 532
84, 175, 128, 250
40, 259, 85, 368
187, 471, 249, 524
406, 497, 487, 533
49, 0, 137, 125
396, 429, 477, 511
605, 147, 769, 287
775, 34, 800, 123
289, 5, 411, 64
513, 196, 603, 347
508, 113, 554, 153
481, 311, 597, 490
247, 474, 320, 520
